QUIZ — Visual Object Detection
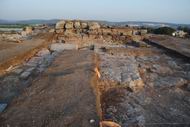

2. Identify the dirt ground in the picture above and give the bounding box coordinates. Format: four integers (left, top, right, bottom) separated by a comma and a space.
96, 44, 190, 127
0, 50, 99, 127
0, 33, 54, 73
0, 33, 190, 127
147, 35, 190, 58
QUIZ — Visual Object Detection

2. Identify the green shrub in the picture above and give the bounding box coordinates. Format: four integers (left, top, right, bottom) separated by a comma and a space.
154, 27, 175, 35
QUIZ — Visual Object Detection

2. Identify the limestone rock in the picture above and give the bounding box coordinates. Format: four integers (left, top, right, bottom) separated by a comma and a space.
129, 78, 144, 92
56, 20, 65, 29
12, 68, 23, 75
64, 29, 75, 36
36, 49, 50, 57
49, 43, 65, 52
25, 26, 33, 34
49, 43, 77, 52
155, 76, 187, 88
151, 64, 173, 74
81, 22, 88, 29
89, 22, 101, 30
26, 57, 43, 67
74, 21, 81, 29
56, 29, 64, 34
65, 22, 74, 29
20, 71, 31, 80
20, 67, 36, 80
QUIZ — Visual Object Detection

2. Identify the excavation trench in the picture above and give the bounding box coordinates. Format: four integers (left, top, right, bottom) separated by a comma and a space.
92, 42, 190, 127
92, 53, 123, 127
1, 41, 190, 127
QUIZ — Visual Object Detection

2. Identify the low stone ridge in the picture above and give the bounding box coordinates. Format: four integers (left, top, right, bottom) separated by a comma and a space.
54, 20, 147, 43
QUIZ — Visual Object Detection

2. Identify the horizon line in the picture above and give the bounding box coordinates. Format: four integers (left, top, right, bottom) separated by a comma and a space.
0, 18, 190, 25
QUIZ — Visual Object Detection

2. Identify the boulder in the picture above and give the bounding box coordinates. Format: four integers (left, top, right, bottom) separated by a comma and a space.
65, 22, 74, 29
89, 22, 101, 30
129, 78, 144, 92
36, 49, 50, 57
55, 20, 66, 29
81, 22, 88, 29
49, 43, 77, 52
25, 26, 33, 34
20, 71, 32, 80
74, 21, 81, 29
55, 29, 64, 34
64, 29, 75, 36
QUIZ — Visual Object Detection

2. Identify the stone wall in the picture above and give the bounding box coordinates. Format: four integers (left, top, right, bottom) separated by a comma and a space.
54, 20, 145, 43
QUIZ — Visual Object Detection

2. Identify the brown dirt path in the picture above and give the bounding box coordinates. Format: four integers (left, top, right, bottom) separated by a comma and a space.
0, 50, 99, 127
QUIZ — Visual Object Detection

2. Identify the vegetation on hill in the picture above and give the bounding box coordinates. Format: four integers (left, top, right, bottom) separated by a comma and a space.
153, 27, 176, 35
0, 24, 29, 29
178, 26, 190, 35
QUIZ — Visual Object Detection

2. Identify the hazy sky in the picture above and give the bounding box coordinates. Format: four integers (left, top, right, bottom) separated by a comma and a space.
0, 0, 190, 24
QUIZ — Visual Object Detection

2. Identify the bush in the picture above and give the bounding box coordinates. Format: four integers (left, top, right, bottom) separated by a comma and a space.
154, 27, 175, 35
178, 26, 190, 35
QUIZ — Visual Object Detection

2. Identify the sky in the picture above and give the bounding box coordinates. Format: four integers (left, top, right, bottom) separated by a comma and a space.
0, 0, 190, 24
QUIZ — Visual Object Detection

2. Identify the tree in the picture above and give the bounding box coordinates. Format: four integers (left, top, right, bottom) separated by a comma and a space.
177, 26, 190, 35
154, 27, 176, 35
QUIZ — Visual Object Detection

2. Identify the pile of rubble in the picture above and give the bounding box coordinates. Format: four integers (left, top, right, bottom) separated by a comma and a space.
0, 26, 34, 43
0, 33, 23, 43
